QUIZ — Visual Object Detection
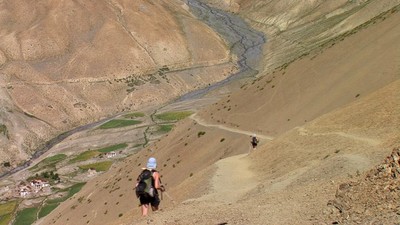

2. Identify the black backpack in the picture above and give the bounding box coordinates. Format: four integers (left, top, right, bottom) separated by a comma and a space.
135, 169, 155, 198
252, 136, 259, 144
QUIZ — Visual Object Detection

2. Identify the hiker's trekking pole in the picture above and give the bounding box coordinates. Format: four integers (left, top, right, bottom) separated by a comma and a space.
159, 185, 165, 201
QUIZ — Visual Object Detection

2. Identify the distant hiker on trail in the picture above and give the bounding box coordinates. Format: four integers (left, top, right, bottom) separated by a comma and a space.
135, 157, 165, 216
250, 134, 259, 150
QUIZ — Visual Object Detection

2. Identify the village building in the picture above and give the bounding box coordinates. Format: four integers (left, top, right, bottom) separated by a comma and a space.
17, 183, 32, 198
87, 168, 97, 176
30, 179, 50, 193
15, 179, 51, 197
106, 151, 117, 158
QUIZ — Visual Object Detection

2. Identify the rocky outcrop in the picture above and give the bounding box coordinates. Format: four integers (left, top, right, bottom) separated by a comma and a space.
326, 148, 400, 224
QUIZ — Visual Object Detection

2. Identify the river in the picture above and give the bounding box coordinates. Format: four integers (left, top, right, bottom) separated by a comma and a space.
179, 0, 265, 100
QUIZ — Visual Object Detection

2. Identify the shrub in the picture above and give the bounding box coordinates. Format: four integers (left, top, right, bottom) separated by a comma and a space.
197, 131, 206, 137
0, 124, 7, 136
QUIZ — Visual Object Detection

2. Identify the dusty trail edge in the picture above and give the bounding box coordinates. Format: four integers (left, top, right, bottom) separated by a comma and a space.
190, 113, 274, 140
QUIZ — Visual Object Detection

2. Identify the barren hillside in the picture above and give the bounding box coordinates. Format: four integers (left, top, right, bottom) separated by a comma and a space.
199, 3, 400, 137
0, 0, 233, 168
36, 1, 399, 225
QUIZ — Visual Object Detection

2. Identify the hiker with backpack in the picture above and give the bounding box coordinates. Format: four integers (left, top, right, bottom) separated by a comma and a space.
135, 157, 165, 216
250, 134, 259, 150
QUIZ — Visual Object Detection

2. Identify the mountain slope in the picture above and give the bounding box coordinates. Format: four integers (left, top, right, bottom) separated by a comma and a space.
0, 0, 232, 168
198, 5, 400, 136
36, 2, 399, 224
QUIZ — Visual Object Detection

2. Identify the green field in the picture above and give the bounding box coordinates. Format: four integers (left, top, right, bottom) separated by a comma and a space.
38, 203, 59, 218
30, 154, 67, 171
42, 154, 67, 164
79, 161, 113, 172
69, 150, 100, 163
14, 207, 39, 225
67, 183, 86, 197
0, 201, 17, 225
155, 111, 193, 121
46, 183, 86, 204
123, 112, 145, 118
99, 119, 141, 129
97, 143, 127, 153
158, 124, 174, 132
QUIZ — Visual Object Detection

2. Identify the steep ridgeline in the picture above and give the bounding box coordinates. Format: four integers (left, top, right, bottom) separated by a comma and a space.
0, 0, 233, 169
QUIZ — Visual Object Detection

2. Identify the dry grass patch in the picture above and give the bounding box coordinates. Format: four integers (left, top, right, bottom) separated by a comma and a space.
0, 200, 17, 225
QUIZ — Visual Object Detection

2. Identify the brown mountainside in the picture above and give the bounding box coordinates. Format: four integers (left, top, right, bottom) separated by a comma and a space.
199, 3, 400, 137
0, 0, 232, 167
37, 1, 399, 225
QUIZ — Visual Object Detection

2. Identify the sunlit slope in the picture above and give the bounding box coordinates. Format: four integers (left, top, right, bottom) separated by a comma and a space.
231, 0, 400, 72
198, 7, 400, 137
0, 0, 231, 166
120, 79, 399, 225
32, 1, 400, 225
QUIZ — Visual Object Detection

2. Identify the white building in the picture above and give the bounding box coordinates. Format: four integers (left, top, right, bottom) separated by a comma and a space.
106, 151, 117, 158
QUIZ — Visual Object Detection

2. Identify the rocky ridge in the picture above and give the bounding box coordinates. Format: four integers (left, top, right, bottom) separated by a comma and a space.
326, 148, 400, 224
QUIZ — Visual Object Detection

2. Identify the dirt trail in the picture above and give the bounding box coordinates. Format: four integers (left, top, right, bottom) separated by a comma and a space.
190, 113, 274, 140
187, 154, 258, 204
297, 127, 381, 146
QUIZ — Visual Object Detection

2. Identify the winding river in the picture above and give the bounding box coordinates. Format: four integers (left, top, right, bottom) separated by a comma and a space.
179, 0, 265, 100
0, 0, 265, 179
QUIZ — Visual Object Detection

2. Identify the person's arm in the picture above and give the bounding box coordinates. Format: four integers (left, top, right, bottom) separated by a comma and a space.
153, 171, 161, 189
